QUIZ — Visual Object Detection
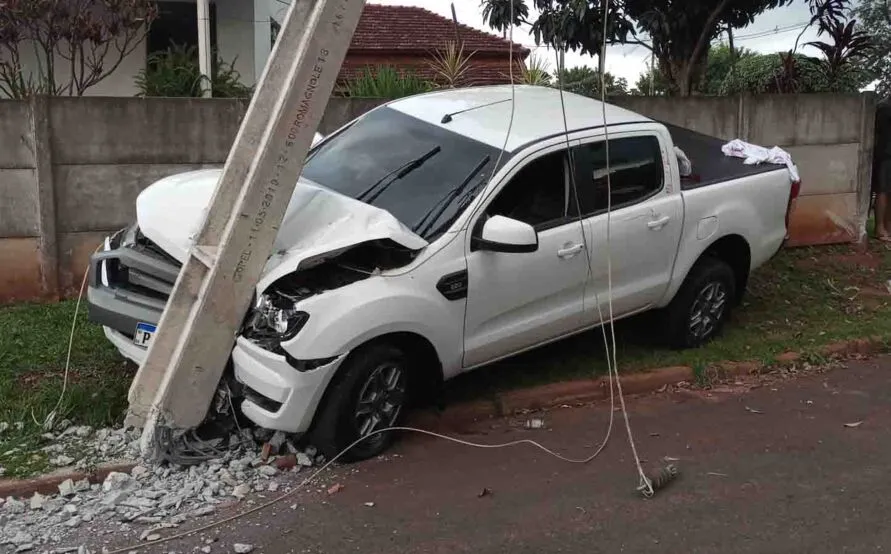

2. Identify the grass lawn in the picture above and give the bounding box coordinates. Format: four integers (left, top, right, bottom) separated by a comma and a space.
0, 300, 131, 478
2, 240, 891, 477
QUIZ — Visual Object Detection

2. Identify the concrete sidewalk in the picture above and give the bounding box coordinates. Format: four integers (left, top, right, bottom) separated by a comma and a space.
101, 357, 891, 553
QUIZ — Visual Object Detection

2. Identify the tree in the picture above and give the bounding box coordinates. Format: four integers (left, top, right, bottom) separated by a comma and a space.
481, 0, 793, 96
556, 65, 627, 96
805, 19, 874, 90
630, 0, 793, 95
630, 62, 670, 95
481, 0, 635, 58
700, 43, 757, 94
718, 51, 872, 93
853, 0, 891, 98
0, 0, 157, 98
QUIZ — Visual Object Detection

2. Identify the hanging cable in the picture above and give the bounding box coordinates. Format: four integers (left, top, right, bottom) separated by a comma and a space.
42, 252, 96, 431
598, 0, 654, 497
486, 0, 517, 185
554, 46, 617, 464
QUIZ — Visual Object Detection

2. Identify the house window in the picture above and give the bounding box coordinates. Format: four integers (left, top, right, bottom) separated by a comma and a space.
147, 1, 218, 57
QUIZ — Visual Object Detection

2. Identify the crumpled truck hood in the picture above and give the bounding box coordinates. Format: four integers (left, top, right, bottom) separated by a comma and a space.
135, 168, 428, 292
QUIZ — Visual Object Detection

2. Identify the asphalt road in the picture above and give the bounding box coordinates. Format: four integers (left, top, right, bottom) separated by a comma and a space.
107, 357, 891, 554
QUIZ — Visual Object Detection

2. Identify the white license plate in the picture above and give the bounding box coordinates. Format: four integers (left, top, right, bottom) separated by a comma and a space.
133, 322, 157, 348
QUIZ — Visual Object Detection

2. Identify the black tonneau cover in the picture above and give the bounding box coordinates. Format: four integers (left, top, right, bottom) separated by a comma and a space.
660, 122, 787, 191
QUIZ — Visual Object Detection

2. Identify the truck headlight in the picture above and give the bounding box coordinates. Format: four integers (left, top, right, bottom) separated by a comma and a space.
243, 292, 310, 348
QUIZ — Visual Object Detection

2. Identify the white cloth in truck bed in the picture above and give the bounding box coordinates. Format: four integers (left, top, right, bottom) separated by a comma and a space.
721, 139, 800, 183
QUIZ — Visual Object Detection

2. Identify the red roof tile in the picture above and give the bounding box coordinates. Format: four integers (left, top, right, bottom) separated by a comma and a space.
349, 4, 530, 56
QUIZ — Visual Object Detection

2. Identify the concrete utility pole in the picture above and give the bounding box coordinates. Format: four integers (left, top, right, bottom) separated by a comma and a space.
127, 0, 367, 459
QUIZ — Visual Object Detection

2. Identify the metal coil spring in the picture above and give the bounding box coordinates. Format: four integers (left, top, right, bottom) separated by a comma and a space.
640, 464, 679, 497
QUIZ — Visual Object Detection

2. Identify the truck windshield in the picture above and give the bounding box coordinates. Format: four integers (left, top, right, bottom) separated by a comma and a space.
302, 107, 503, 240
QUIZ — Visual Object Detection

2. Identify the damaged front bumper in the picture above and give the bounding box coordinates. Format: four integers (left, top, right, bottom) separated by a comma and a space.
87, 225, 179, 364
231, 337, 345, 434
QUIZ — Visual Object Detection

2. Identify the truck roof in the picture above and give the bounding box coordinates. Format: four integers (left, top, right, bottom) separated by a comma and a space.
386, 85, 652, 152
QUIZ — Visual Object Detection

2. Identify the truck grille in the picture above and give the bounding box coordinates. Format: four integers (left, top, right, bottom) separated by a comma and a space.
102, 227, 182, 301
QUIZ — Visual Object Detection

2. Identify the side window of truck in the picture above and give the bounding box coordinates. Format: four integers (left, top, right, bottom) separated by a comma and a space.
575, 136, 664, 215
485, 149, 579, 230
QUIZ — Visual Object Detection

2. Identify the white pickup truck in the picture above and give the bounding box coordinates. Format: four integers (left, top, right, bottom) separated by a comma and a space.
87, 85, 799, 460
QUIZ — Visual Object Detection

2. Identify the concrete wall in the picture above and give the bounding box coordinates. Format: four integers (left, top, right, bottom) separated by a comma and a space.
0, 96, 381, 302
0, 93, 877, 303
613, 93, 877, 247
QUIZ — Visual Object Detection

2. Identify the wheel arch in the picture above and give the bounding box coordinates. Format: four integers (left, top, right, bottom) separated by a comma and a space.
699, 234, 751, 303
669, 233, 751, 306
309, 330, 445, 437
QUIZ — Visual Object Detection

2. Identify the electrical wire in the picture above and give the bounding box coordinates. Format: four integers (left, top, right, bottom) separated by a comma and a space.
732, 21, 811, 41
598, 0, 654, 498
486, 0, 517, 186
554, 48, 617, 464
42, 259, 92, 431
105, 423, 633, 554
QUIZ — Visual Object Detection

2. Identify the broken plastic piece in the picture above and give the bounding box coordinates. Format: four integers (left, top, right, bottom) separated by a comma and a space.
327, 483, 344, 495
524, 418, 545, 429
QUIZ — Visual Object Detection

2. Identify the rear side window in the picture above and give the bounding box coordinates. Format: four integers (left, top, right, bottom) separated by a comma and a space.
575, 136, 664, 215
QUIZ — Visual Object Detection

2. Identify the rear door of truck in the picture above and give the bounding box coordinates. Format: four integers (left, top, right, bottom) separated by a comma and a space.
572, 125, 684, 324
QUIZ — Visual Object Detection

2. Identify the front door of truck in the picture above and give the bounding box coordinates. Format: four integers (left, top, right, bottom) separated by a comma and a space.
462, 145, 589, 368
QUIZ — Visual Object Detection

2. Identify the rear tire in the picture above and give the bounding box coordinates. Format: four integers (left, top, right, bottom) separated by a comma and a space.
665, 257, 736, 349
310, 343, 410, 462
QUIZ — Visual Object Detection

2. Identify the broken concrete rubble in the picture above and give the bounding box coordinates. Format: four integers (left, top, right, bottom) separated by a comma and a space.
30, 492, 46, 510
102, 472, 132, 492
1, 425, 321, 552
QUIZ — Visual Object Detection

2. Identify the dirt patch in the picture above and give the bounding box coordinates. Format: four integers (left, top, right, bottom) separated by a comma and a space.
795, 249, 883, 271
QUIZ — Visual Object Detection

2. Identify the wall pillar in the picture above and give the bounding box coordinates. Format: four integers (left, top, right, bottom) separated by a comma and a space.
29, 95, 60, 299
855, 91, 877, 248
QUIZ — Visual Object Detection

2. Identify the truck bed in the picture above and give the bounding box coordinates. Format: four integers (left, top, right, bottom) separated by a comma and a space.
662, 122, 787, 190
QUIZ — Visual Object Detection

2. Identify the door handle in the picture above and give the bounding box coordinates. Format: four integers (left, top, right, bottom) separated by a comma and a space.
557, 243, 584, 258
647, 215, 671, 230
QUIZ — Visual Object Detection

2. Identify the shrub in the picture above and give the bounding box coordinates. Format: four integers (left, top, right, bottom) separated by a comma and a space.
341, 65, 433, 99
135, 44, 253, 98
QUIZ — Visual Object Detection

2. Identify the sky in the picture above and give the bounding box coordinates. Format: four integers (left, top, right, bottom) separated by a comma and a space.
373, 0, 824, 85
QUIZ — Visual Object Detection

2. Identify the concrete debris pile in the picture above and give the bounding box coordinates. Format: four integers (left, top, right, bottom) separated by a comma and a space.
42, 424, 141, 471
1, 428, 322, 553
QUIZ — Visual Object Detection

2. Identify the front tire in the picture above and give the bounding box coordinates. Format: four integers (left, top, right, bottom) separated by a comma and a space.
310, 343, 410, 462
665, 257, 736, 349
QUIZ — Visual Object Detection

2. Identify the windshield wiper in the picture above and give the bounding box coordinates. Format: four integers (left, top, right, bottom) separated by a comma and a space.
356, 146, 442, 205
414, 155, 491, 237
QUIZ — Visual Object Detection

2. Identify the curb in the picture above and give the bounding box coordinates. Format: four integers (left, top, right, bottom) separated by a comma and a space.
408, 336, 887, 430
0, 462, 136, 500
3, 337, 885, 499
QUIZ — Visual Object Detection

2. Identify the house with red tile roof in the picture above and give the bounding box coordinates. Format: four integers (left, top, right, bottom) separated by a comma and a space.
2, 1, 530, 98
338, 4, 531, 89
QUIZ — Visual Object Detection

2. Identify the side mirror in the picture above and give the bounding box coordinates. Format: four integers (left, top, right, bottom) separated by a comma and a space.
472, 215, 538, 253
